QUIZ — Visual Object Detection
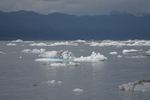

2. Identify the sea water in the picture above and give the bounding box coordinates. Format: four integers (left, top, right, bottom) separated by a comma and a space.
0, 40, 150, 100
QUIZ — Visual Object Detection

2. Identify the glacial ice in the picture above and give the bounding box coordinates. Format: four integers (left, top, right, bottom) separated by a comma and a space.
119, 80, 150, 91
39, 50, 75, 60
122, 49, 142, 54
21, 49, 45, 54
35, 51, 107, 62
29, 43, 48, 46
89, 40, 150, 47
0, 51, 6, 54
7, 43, 17, 46
72, 88, 83, 92
50, 41, 78, 46
12, 39, 23, 42
109, 52, 117, 55
74, 52, 107, 62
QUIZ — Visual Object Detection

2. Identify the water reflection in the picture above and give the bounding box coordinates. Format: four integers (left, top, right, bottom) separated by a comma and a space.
119, 90, 150, 100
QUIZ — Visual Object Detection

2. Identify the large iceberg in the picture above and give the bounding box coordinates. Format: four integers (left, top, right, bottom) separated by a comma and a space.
119, 80, 150, 91
35, 51, 107, 62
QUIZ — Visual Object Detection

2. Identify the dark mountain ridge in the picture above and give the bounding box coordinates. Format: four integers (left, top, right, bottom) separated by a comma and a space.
0, 10, 150, 40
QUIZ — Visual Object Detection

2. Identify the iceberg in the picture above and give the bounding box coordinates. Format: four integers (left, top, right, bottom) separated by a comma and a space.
35, 50, 107, 62
74, 52, 107, 62
119, 80, 150, 91
12, 39, 23, 42
122, 49, 142, 54
21, 49, 45, 54
7, 43, 17, 46
109, 52, 117, 55
0, 51, 6, 54
50, 41, 78, 46
72, 88, 83, 92
29, 43, 48, 46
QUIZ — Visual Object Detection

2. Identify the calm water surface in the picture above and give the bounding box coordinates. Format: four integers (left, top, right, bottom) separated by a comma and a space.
0, 41, 150, 100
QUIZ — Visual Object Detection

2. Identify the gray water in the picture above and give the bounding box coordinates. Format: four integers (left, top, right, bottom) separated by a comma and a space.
0, 41, 150, 100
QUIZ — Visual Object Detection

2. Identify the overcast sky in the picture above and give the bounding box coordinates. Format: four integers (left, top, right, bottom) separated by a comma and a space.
0, 0, 150, 16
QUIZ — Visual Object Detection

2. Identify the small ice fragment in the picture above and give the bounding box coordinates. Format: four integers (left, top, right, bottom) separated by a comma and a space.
72, 88, 83, 92
117, 55, 123, 58
109, 52, 117, 55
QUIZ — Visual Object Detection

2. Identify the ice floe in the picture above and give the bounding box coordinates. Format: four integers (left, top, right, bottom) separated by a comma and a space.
42, 80, 62, 86
50, 62, 80, 67
74, 52, 107, 62
21, 49, 45, 54
50, 41, 78, 46
119, 80, 150, 91
122, 49, 142, 54
29, 43, 48, 46
12, 39, 23, 42
35, 51, 107, 62
109, 52, 117, 55
72, 88, 83, 92
0, 51, 6, 54
39, 50, 75, 60
89, 40, 150, 47
7, 43, 17, 46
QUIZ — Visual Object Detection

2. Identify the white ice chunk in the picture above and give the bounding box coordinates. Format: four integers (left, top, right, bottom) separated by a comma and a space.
29, 43, 48, 46
109, 52, 117, 55
51, 41, 78, 46
12, 39, 23, 42
119, 80, 150, 91
122, 49, 142, 54
39, 50, 75, 60
0, 51, 6, 54
74, 52, 107, 62
7, 43, 17, 46
21, 49, 45, 54
118, 55, 123, 58
72, 88, 83, 92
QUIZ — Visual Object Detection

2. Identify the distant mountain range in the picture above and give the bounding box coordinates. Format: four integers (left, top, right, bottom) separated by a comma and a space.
0, 10, 150, 40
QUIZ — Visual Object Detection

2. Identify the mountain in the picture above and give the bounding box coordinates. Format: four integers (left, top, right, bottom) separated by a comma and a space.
0, 10, 150, 40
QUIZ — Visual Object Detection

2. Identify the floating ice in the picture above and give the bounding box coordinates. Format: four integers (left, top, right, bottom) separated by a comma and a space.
109, 52, 117, 55
72, 88, 83, 92
29, 43, 48, 46
39, 50, 75, 60
7, 43, 17, 46
117, 55, 123, 58
74, 52, 107, 62
119, 80, 150, 91
0, 51, 6, 54
122, 49, 142, 54
50, 62, 80, 67
21, 49, 45, 54
89, 40, 150, 47
50, 41, 78, 46
145, 50, 150, 54
42, 80, 62, 85
36, 51, 107, 62
12, 39, 23, 42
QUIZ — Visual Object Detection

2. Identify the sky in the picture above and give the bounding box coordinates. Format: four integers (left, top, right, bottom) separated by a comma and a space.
0, 0, 150, 16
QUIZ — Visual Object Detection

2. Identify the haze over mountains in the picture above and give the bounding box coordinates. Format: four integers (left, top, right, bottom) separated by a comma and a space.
0, 10, 150, 40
